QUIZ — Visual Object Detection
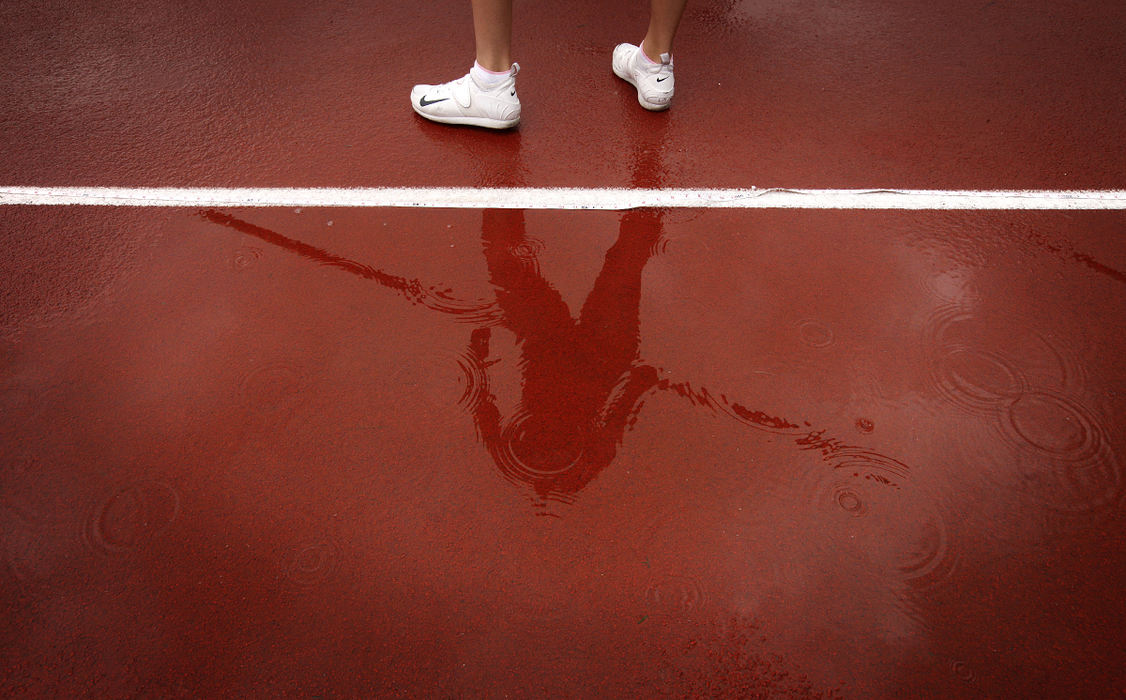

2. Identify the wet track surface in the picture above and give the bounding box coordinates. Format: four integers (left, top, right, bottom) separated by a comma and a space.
3, 204, 1124, 697
3, 0, 1126, 697
2, 0, 1125, 189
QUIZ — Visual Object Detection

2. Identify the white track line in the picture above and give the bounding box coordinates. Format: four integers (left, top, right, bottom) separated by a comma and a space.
1, 187, 1125, 210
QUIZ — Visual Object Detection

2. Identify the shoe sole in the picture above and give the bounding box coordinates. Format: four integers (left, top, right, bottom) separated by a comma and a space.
411, 103, 520, 129
612, 64, 671, 112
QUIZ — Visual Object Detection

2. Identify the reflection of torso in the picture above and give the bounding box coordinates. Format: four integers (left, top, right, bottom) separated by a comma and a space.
520, 328, 626, 415
475, 356, 658, 503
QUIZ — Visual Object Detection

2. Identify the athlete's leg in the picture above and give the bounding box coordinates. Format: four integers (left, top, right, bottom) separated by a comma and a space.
640, 0, 688, 60
481, 209, 573, 342
410, 0, 518, 128
472, 0, 514, 71
613, 0, 686, 110
578, 207, 661, 373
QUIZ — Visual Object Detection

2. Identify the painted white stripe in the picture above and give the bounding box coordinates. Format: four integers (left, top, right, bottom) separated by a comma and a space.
1, 187, 1125, 210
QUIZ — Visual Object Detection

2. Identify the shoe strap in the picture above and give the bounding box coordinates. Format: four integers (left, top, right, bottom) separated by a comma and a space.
453, 75, 474, 108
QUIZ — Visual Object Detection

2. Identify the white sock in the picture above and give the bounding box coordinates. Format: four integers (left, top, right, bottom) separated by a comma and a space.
471, 61, 511, 89
637, 43, 671, 66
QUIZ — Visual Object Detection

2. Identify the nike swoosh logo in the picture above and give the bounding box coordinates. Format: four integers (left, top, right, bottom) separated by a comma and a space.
656, 77, 668, 83
419, 96, 449, 107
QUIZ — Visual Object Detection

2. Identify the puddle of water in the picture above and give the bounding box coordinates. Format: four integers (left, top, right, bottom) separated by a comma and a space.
1, 207, 1123, 698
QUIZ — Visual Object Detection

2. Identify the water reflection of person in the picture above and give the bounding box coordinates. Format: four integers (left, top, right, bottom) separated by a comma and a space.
203, 124, 673, 504
467, 206, 662, 502
201, 204, 906, 510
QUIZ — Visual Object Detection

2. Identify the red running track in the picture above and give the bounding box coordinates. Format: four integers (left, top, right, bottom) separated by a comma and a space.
1, 0, 1125, 189
2, 0, 1126, 698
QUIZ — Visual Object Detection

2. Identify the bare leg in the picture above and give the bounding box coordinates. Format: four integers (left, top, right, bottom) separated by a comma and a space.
641, 0, 688, 60
472, 0, 514, 71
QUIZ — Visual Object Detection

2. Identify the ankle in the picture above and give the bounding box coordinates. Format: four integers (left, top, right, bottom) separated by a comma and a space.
471, 60, 512, 88
639, 39, 671, 64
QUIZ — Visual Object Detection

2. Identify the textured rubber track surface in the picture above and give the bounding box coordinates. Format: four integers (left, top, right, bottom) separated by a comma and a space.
2, 0, 1125, 697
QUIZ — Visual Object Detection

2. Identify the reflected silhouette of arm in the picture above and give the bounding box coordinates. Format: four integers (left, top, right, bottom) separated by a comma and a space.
598, 364, 661, 439
649, 372, 913, 478
200, 210, 500, 323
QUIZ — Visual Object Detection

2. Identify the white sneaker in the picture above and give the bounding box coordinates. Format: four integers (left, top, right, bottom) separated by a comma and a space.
410, 64, 521, 129
612, 43, 674, 111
